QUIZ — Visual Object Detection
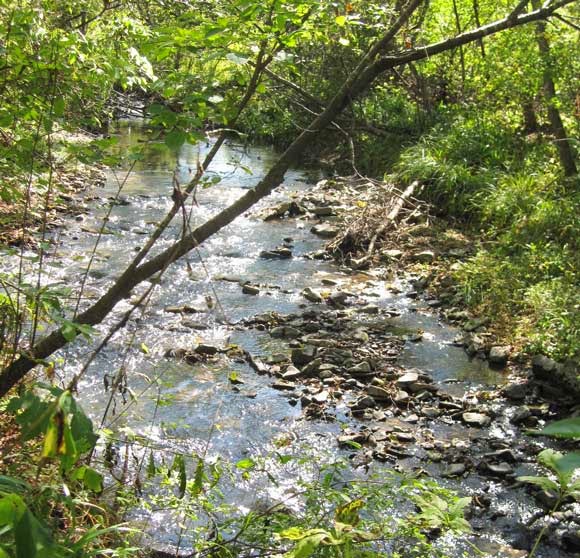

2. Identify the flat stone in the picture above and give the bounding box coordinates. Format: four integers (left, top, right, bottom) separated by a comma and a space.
301, 358, 322, 376
267, 353, 289, 364
443, 463, 466, 477
302, 287, 323, 303
463, 317, 490, 332
351, 395, 376, 410
270, 326, 301, 339
348, 361, 372, 375
311, 223, 338, 238
366, 385, 391, 400
482, 462, 513, 476
382, 249, 403, 260
272, 381, 296, 391
397, 371, 420, 385
312, 390, 329, 403
312, 206, 334, 216
164, 305, 203, 314
194, 344, 219, 356
242, 284, 260, 295
411, 250, 435, 263
462, 412, 491, 427
358, 304, 379, 315
181, 320, 209, 330
282, 365, 302, 380
260, 248, 292, 259
394, 390, 410, 404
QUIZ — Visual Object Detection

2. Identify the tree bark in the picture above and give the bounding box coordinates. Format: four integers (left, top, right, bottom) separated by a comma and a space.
532, 0, 577, 176
0, 0, 576, 398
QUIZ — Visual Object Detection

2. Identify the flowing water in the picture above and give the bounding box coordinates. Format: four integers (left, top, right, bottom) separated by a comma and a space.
1, 121, 567, 557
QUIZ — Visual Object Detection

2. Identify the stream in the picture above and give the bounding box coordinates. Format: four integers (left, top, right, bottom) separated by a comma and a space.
2, 120, 577, 557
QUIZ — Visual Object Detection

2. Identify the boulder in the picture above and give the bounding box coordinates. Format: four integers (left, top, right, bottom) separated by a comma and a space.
311, 223, 338, 238
489, 345, 510, 366
302, 287, 323, 303
462, 412, 491, 427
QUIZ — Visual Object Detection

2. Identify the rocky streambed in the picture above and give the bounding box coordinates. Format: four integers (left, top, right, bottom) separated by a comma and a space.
2, 121, 578, 557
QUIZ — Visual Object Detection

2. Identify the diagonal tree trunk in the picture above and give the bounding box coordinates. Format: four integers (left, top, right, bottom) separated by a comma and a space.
0, 0, 576, 398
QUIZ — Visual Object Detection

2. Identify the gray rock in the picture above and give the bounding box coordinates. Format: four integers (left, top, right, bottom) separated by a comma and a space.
366, 385, 391, 400
348, 361, 372, 375
411, 250, 435, 263
260, 247, 292, 259
301, 358, 322, 376
462, 412, 491, 427
531, 354, 558, 381
312, 390, 329, 403
194, 344, 219, 356
501, 383, 527, 401
311, 223, 338, 238
489, 345, 510, 366
463, 317, 490, 332
397, 371, 420, 386
267, 353, 289, 364
282, 365, 302, 380
443, 463, 466, 477
394, 390, 410, 404
482, 462, 513, 477
242, 284, 260, 295
358, 304, 379, 315
291, 346, 317, 365
351, 396, 376, 410
510, 406, 532, 425
270, 326, 301, 339
312, 206, 334, 216
382, 249, 403, 260
302, 287, 323, 303
272, 381, 296, 391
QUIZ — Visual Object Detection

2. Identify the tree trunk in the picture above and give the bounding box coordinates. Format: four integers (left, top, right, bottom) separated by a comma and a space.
532, 0, 577, 176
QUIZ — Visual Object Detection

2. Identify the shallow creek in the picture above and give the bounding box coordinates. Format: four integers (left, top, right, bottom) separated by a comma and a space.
2, 121, 573, 557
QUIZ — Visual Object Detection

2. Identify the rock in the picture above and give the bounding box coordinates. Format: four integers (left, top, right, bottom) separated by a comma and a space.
301, 358, 322, 376
312, 390, 329, 403
358, 304, 379, 315
194, 344, 219, 356
501, 383, 527, 401
350, 396, 376, 410
267, 353, 289, 364
164, 305, 203, 314
348, 361, 372, 375
272, 381, 296, 391
242, 284, 260, 295
270, 326, 301, 339
481, 461, 513, 477
510, 406, 532, 425
463, 317, 490, 332
282, 365, 302, 380
382, 249, 403, 260
531, 354, 558, 381
311, 223, 338, 238
302, 287, 323, 303
182, 320, 209, 330
411, 250, 435, 263
338, 432, 367, 447
291, 346, 317, 365
397, 371, 420, 386
329, 291, 350, 306
443, 463, 466, 478
394, 390, 410, 404
462, 412, 491, 427
366, 385, 391, 400
260, 247, 292, 259
312, 206, 334, 216
489, 345, 510, 366
562, 529, 580, 552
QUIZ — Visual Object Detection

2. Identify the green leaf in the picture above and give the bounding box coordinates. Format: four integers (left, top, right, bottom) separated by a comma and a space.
539, 418, 580, 439
236, 458, 256, 470
165, 130, 187, 150
72, 466, 103, 493
0, 494, 26, 525
517, 475, 560, 492
335, 15, 346, 26
173, 455, 187, 499
147, 452, 156, 478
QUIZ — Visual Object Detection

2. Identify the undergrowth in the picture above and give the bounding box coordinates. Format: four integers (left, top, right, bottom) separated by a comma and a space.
393, 111, 579, 360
